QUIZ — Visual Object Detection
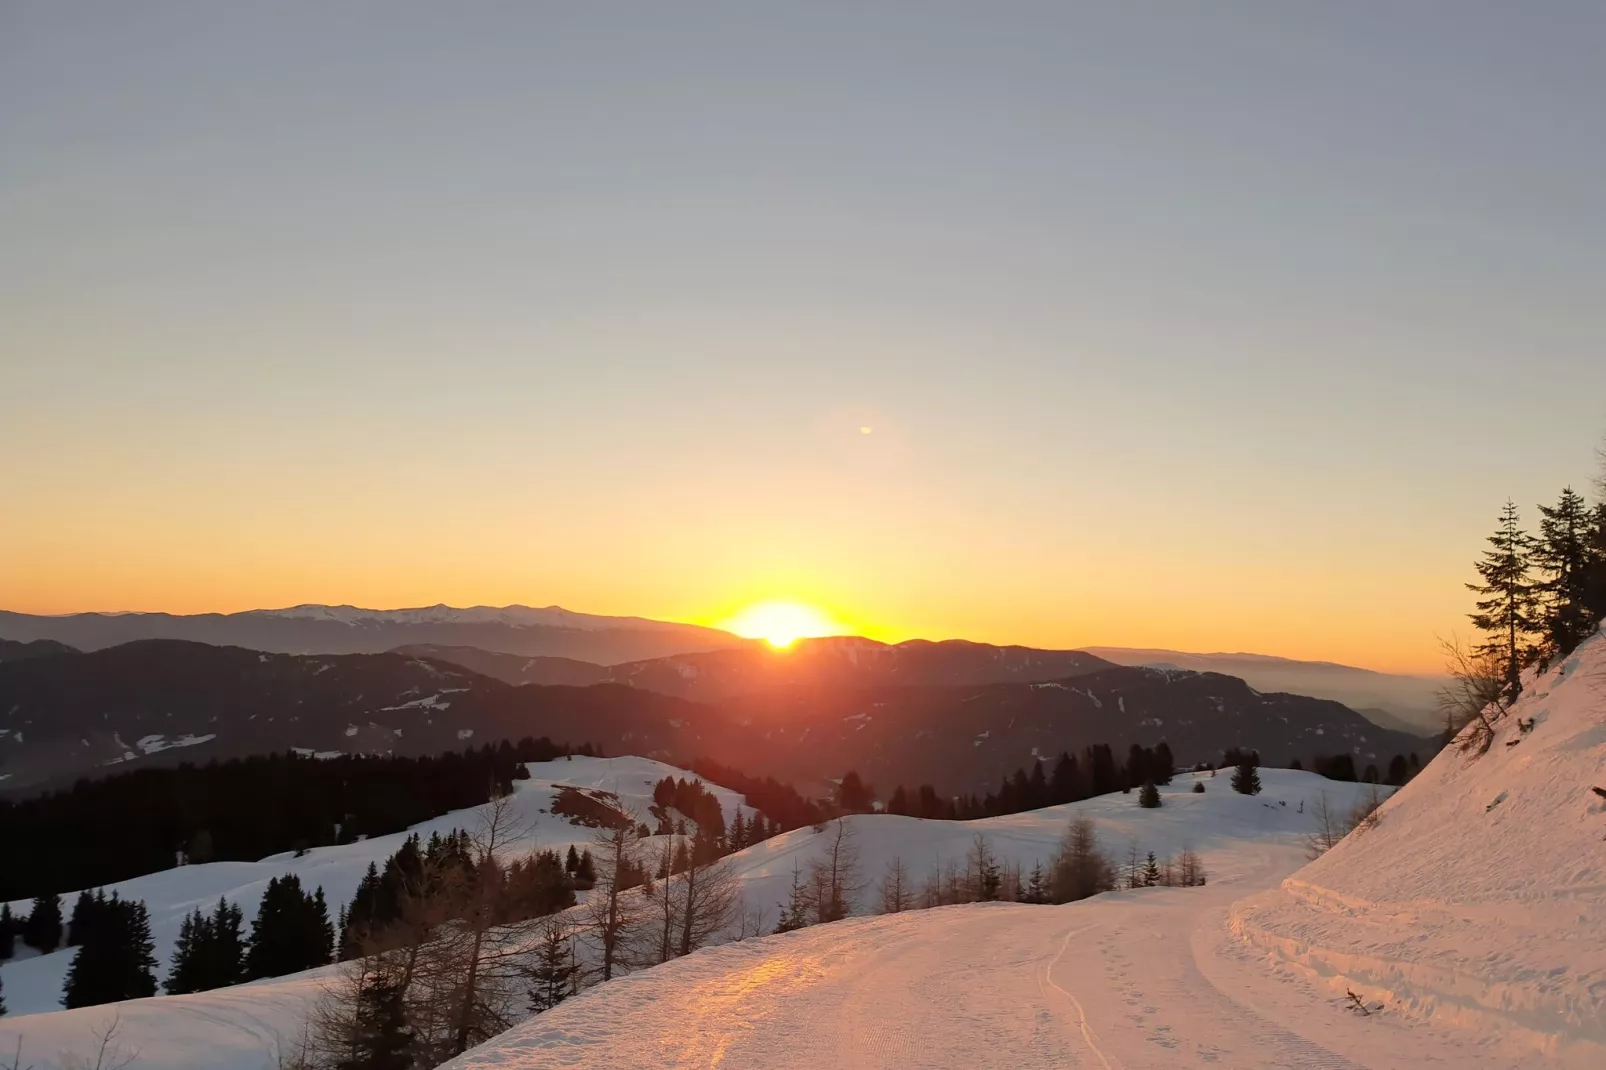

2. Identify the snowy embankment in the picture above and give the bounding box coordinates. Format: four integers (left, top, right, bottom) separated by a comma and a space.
1231, 626, 1606, 1062
0, 755, 747, 1018
0, 762, 1375, 1069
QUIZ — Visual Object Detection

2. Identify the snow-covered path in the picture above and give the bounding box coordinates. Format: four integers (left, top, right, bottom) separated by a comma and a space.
446, 843, 1521, 1070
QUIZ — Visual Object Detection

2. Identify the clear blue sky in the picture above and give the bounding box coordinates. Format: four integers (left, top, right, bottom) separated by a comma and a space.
3, 2, 1603, 671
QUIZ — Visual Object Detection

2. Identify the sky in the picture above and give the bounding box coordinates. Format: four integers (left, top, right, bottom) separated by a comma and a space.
2, 3, 1603, 673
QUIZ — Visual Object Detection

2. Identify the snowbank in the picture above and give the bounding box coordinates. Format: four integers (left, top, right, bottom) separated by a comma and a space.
1231, 625, 1606, 1062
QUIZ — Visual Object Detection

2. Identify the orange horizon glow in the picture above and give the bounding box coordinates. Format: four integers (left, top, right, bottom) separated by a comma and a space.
716, 600, 846, 649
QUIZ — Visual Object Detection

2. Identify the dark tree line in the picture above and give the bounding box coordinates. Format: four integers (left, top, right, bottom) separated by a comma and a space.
0, 737, 593, 901
882, 743, 1177, 821
688, 758, 826, 831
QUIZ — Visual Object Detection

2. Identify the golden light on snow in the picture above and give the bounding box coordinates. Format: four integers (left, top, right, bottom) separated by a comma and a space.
718, 600, 843, 649
860, 426, 873, 434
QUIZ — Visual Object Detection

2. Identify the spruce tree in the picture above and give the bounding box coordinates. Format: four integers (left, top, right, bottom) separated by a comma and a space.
1231, 759, 1262, 796
66, 890, 96, 947
1138, 780, 1161, 808
1467, 499, 1539, 693
23, 892, 63, 953
209, 896, 246, 988
1022, 861, 1049, 904
773, 862, 812, 933
1586, 500, 1606, 624
564, 845, 580, 874
1142, 852, 1160, 887
0, 903, 14, 960
61, 894, 157, 1008
166, 907, 211, 994
525, 920, 580, 1014
340, 971, 413, 1070
246, 874, 334, 981
1535, 487, 1596, 659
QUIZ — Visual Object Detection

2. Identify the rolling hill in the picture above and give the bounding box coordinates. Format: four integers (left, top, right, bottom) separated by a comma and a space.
0, 641, 1432, 799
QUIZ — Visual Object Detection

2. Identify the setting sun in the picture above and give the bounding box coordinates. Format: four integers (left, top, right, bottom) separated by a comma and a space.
718, 600, 843, 649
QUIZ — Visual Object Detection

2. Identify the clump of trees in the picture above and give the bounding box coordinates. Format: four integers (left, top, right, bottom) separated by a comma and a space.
0, 738, 593, 902
1446, 474, 1606, 752
61, 893, 158, 1008
295, 787, 750, 1069
883, 743, 1177, 822
165, 897, 246, 994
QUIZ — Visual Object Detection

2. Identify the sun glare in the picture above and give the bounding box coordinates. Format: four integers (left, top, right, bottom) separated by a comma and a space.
719, 600, 842, 649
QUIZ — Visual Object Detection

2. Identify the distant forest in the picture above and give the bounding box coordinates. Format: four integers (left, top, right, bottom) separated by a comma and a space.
0, 738, 595, 901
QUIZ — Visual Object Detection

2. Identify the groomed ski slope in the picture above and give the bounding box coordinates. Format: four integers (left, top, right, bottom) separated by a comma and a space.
0, 755, 751, 1018
1232, 624, 1606, 1064
1, 766, 1381, 1069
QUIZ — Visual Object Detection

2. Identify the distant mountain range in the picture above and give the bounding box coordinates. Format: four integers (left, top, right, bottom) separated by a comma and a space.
1083, 647, 1445, 734
393, 638, 1115, 702
0, 639, 1432, 799
0, 604, 746, 666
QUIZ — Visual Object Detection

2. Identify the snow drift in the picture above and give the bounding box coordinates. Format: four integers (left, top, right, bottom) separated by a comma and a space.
1231, 624, 1606, 1061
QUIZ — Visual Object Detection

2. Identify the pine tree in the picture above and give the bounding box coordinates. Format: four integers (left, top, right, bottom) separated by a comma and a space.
1231, 758, 1262, 796
165, 907, 211, 994
564, 845, 580, 874
0, 903, 14, 961
1586, 499, 1606, 624
61, 894, 157, 1008
23, 893, 63, 953
525, 919, 580, 1014
575, 849, 596, 887
1467, 500, 1540, 693
65, 890, 96, 947
246, 874, 333, 980
339, 970, 413, 1070
1023, 861, 1049, 904
773, 861, 811, 933
1138, 780, 1161, 808
1535, 487, 1597, 659
209, 896, 246, 989
1142, 852, 1160, 887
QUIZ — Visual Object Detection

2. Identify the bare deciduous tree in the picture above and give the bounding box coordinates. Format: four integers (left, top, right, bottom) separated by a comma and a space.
1306, 793, 1345, 859
807, 819, 865, 923
676, 845, 739, 957
60, 1015, 138, 1070
878, 856, 914, 914
1050, 818, 1114, 902
582, 821, 644, 982
1177, 847, 1206, 888
1438, 635, 1516, 755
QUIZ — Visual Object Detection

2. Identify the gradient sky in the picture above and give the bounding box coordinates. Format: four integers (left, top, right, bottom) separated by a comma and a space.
3, 3, 1604, 673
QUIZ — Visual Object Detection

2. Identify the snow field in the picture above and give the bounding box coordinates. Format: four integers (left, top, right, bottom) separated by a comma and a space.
0, 761, 1384, 1069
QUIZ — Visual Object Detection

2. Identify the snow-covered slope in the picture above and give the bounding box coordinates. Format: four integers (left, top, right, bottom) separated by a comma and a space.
1231, 626, 1606, 1062
0, 756, 748, 1019
1, 768, 1384, 1069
